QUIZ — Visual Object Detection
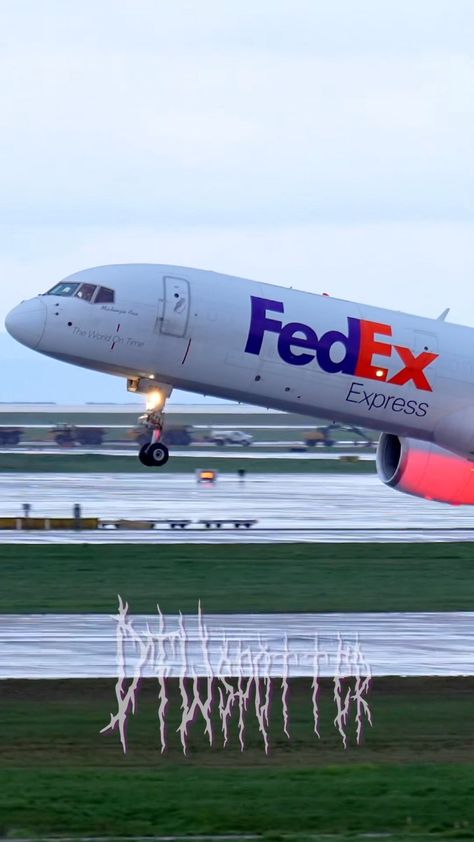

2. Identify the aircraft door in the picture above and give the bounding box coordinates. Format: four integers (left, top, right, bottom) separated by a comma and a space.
160, 275, 190, 338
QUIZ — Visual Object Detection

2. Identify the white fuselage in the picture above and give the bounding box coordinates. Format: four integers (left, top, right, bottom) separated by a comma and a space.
5, 264, 474, 459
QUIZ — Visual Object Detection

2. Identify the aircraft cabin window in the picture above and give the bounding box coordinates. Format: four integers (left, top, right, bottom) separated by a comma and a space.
46, 282, 80, 296
74, 283, 97, 302
94, 286, 115, 303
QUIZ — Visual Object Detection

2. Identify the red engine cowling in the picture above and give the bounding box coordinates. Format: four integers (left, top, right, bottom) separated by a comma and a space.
376, 433, 474, 505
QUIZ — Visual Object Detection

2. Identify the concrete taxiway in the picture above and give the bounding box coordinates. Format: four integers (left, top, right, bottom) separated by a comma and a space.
1, 612, 473, 678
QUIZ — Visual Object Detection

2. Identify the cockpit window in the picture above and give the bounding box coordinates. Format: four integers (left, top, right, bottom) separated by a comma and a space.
46, 282, 80, 296
94, 286, 115, 303
74, 283, 97, 302
45, 281, 115, 303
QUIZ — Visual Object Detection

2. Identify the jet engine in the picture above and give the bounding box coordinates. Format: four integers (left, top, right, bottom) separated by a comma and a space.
376, 433, 474, 505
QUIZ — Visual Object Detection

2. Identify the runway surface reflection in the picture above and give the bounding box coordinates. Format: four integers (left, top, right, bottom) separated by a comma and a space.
0, 472, 473, 541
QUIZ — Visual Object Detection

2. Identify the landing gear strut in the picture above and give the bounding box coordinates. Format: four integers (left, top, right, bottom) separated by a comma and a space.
128, 378, 172, 468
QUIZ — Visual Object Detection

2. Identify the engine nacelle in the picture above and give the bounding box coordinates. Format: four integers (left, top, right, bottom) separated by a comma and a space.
376, 433, 474, 505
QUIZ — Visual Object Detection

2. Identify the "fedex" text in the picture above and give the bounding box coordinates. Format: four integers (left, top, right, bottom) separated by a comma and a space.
244, 296, 438, 392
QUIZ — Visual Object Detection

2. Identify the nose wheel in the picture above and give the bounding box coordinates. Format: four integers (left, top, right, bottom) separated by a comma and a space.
139, 441, 169, 467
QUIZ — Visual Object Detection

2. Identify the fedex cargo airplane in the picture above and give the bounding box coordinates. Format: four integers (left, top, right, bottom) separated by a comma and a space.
5, 264, 474, 504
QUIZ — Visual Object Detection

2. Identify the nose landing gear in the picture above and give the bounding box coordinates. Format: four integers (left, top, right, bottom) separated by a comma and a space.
128, 378, 172, 468
138, 408, 169, 467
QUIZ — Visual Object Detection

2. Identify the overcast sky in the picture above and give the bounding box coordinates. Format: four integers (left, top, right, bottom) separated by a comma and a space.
1, 0, 473, 403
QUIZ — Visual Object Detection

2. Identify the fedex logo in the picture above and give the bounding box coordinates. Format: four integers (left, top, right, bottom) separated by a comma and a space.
244, 296, 438, 392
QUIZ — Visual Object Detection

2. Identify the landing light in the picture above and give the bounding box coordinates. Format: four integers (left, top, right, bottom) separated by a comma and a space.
146, 389, 165, 411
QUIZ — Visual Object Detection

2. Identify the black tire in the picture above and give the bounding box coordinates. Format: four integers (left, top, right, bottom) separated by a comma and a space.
139, 444, 154, 466
144, 442, 169, 467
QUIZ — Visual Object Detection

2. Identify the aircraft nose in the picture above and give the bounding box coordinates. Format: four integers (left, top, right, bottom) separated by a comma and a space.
5, 297, 47, 350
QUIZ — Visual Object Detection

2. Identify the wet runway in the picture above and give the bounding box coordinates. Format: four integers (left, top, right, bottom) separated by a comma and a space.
0, 472, 473, 542
1, 612, 473, 678
2, 528, 474, 543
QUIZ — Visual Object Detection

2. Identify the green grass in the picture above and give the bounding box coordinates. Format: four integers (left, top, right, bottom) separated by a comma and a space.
3, 678, 474, 766
1, 678, 474, 836
1, 543, 474, 613
2, 764, 474, 837
0, 452, 374, 472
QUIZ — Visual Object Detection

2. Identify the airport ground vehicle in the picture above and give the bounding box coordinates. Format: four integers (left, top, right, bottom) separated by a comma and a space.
0, 427, 23, 446
210, 430, 253, 446
304, 428, 334, 447
51, 424, 105, 446
8, 262, 474, 504
303, 424, 373, 448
